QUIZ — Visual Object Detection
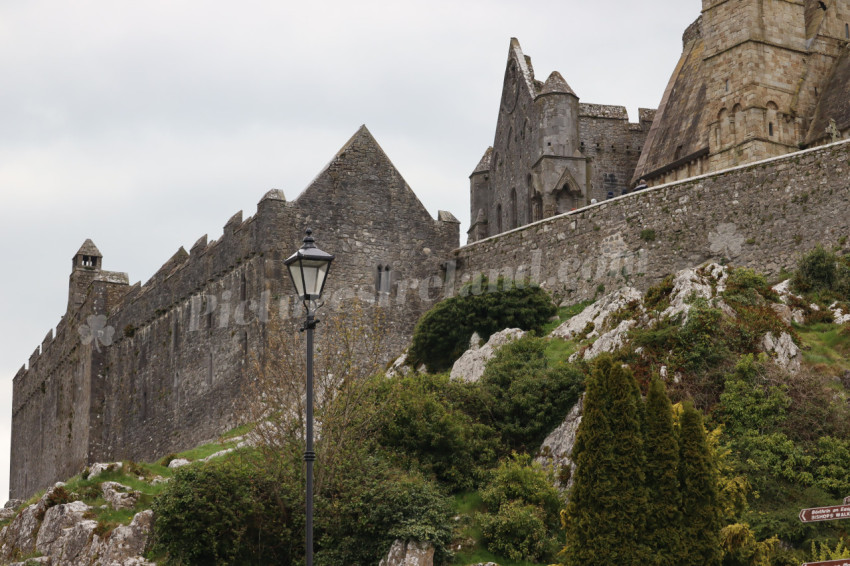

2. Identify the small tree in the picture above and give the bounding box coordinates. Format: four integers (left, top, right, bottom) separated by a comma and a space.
562, 355, 648, 566
679, 402, 722, 566
644, 377, 684, 565
242, 299, 390, 493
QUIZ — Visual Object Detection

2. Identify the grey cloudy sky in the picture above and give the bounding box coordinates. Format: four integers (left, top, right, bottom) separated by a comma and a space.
0, 0, 700, 504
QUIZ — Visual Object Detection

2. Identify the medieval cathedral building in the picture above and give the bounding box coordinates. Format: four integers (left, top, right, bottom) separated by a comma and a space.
469, 0, 850, 242
10, 0, 850, 500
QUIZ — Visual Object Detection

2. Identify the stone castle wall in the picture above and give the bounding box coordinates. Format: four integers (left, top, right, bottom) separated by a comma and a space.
450, 138, 850, 302
10, 127, 459, 500
578, 104, 653, 200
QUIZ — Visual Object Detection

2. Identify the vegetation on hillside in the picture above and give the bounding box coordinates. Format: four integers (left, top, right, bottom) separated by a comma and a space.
8, 247, 850, 566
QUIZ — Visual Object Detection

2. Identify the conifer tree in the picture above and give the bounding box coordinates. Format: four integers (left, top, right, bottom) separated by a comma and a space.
679, 402, 722, 566
644, 377, 683, 565
562, 355, 648, 566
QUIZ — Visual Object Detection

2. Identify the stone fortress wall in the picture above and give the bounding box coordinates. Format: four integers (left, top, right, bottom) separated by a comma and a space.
10, 126, 459, 500
12, 0, 850, 502
451, 137, 850, 303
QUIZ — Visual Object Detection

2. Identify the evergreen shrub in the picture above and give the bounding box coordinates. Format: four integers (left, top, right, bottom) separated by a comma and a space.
479, 336, 584, 451
408, 277, 556, 372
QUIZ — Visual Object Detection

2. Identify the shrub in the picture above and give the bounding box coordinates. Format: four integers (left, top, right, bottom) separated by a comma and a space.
480, 500, 552, 562
377, 372, 499, 491
408, 277, 556, 372
676, 298, 729, 373
480, 454, 562, 522
478, 336, 584, 451
723, 267, 772, 306
152, 458, 302, 565
318, 463, 454, 565
793, 246, 838, 293
643, 274, 674, 311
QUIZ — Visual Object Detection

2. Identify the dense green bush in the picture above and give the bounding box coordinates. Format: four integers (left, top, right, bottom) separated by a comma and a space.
408, 277, 556, 372
480, 500, 552, 562
478, 454, 562, 562
793, 245, 839, 293
377, 372, 499, 491
318, 462, 454, 565
152, 458, 302, 565
480, 453, 562, 526
478, 336, 584, 451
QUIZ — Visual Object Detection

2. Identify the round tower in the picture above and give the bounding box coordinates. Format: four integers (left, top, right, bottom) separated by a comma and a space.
535, 71, 580, 157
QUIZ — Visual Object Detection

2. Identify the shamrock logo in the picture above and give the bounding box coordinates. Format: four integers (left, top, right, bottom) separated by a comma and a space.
78, 315, 115, 351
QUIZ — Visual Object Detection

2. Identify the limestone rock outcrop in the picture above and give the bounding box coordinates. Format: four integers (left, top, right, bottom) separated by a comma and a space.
0, 482, 154, 566
761, 332, 802, 373
450, 329, 526, 383
102, 482, 141, 511
660, 263, 727, 321
379, 539, 436, 566
536, 396, 583, 492
551, 287, 642, 341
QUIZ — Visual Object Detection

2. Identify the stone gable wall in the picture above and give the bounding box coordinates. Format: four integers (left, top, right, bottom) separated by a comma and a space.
10, 129, 459, 500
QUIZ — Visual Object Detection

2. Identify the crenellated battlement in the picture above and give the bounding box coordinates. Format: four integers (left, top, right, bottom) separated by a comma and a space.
10, 125, 460, 500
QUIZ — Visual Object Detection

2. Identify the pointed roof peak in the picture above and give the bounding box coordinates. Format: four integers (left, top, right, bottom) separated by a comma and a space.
540, 71, 577, 97
506, 37, 538, 97
296, 125, 407, 203
471, 147, 493, 175
75, 239, 102, 258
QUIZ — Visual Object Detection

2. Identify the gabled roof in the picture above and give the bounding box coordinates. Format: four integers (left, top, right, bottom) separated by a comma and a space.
295, 124, 435, 222
472, 147, 493, 175
539, 71, 576, 97
507, 38, 539, 99
74, 239, 102, 258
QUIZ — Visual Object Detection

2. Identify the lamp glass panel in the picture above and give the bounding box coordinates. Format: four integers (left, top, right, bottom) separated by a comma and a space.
287, 261, 306, 298
300, 258, 328, 297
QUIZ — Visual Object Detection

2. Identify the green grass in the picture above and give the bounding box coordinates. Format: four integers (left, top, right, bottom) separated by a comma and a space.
453, 491, 484, 515
545, 338, 577, 366
796, 322, 850, 372
541, 300, 593, 335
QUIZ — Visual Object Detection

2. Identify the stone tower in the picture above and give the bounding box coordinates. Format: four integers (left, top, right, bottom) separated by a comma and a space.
68, 239, 104, 312
468, 39, 654, 243
702, 0, 811, 167
634, 0, 850, 185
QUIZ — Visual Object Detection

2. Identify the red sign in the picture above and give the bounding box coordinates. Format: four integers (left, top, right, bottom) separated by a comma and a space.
799, 504, 850, 523
802, 560, 850, 566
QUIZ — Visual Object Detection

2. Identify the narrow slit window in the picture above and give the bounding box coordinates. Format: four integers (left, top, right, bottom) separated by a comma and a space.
769, 122, 774, 136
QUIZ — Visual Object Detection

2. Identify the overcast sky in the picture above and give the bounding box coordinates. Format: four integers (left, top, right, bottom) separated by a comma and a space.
0, 0, 700, 504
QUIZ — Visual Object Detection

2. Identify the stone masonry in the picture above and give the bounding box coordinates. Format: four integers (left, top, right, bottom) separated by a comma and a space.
634, 0, 850, 186
10, 126, 459, 500
452, 138, 850, 304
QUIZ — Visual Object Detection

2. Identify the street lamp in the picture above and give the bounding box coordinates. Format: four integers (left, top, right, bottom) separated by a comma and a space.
284, 228, 334, 566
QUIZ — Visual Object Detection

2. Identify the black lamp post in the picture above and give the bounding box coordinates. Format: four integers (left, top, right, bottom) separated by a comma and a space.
284, 229, 334, 566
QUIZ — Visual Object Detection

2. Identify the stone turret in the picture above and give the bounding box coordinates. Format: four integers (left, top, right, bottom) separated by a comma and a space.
68, 239, 103, 313
468, 147, 492, 243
